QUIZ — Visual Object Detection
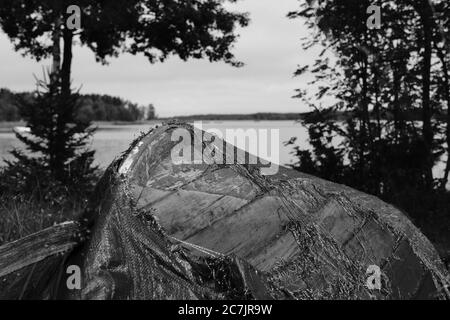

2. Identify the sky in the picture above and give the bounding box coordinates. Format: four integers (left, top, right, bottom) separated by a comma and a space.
0, 0, 317, 117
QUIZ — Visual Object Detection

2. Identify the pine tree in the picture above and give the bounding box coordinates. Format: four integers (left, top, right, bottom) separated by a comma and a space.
5, 72, 97, 198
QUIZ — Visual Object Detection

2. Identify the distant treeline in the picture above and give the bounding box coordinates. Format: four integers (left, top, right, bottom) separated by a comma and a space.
164, 110, 447, 122
0, 88, 155, 122
164, 113, 302, 121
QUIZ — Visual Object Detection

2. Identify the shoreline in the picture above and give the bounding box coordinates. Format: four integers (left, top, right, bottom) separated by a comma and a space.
0, 118, 302, 133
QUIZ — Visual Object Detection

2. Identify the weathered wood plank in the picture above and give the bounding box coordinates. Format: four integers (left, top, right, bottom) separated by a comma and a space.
0, 221, 81, 278
126, 122, 449, 299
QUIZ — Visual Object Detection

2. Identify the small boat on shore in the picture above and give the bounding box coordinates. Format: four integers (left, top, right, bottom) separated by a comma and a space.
12, 126, 30, 134
1, 121, 449, 299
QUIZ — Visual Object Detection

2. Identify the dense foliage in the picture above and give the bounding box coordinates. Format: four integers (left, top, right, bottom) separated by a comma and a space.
289, 0, 450, 255
0, 0, 249, 98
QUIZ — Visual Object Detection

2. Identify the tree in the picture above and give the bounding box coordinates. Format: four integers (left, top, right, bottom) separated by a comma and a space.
0, 0, 248, 191
146, 104, 156, 120
3, 74, 98, 199
288, 0, 450, 204
0, 0, 249, 97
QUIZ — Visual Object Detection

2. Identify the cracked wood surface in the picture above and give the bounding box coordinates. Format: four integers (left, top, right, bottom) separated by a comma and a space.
121, 122, 449, 299
0, 222, 80, 278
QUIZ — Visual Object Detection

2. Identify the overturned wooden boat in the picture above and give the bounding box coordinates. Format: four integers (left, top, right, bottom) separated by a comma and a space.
1, 121, 449, 299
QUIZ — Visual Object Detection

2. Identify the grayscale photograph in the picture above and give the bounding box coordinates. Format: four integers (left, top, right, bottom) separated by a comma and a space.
0, 0, 448, 307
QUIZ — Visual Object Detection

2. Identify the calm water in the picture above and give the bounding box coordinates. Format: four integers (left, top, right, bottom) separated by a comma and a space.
0, 121, 309, 168
1, 120, 446, 187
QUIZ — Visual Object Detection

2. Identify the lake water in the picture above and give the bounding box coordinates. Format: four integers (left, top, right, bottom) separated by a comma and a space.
0, 120, 309, 168
1, 120, 447, 187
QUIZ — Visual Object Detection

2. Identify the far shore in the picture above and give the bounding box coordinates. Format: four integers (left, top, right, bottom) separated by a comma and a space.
2, 108, 437, 133
0, 113, 305, 133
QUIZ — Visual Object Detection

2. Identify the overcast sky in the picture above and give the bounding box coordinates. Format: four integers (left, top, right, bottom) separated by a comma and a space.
0, 0, 317, 117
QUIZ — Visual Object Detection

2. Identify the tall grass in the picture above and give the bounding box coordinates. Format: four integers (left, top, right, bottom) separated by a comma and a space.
0, 164, 98, 246
0, 194, 80, 246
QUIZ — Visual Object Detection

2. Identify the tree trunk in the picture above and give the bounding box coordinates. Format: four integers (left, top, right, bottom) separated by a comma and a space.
362, 57, 371, 140
416, 0, 434, 188
373, 66, 382, 139
51, 18, 74, 180
61, 28, 73, 97
436, 46, 450, 190
51, 18, 62, 80
393, 68, 401, 142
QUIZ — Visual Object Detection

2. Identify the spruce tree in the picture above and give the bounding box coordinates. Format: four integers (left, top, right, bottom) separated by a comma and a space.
6, 72, 97, 198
